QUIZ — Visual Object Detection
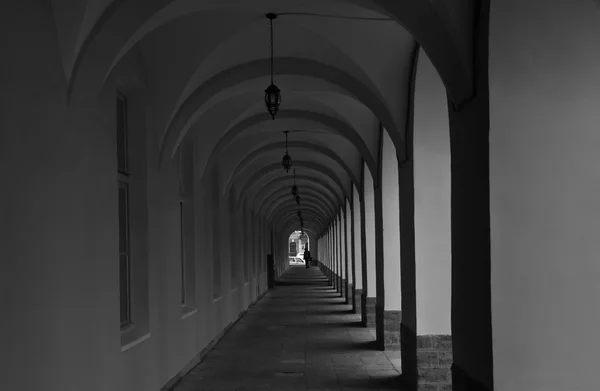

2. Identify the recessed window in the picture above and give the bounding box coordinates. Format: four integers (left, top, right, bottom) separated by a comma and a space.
118, 181, 131, 328
117, 92, 131, 329
117, 93, 129, 175
179, 147, 197, 311
180, 201, 186, 305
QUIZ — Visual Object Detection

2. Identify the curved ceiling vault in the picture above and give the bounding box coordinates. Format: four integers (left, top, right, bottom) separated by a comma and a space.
52, 0, 477, 239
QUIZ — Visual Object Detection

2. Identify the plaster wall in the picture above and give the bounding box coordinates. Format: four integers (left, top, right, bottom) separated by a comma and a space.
363, 162, 377, 298
0, 5, 268, 391
340, 213, 346, 279
490, 1, 600, 389
413, 50, 452, 335
381, 129, 402, 310
353, 185, 363, 290
346, 199, 353, 284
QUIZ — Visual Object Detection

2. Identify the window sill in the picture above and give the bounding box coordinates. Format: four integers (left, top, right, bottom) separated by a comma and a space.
231, 287, 238, 293
213, 296, 223, 303
181, 305, 197, 320
121, 324, 151, 352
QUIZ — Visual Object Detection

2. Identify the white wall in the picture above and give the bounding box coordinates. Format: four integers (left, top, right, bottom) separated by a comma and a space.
353, 184, 363, 290
346, 199, 353, 285
381, 129, 402, 310
0, 5, 269, 391
490, 1, 600, 389
413, 49, 452, 335
363, 162, 377, 298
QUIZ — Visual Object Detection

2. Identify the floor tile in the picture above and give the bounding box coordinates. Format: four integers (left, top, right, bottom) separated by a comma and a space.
173, 266, 406, 391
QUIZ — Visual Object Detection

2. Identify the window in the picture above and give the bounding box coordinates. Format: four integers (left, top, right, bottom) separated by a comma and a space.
180, 201, 186, 305
117, 92, 131, 329
117, 93, 128, 175
179, 147, 196, 312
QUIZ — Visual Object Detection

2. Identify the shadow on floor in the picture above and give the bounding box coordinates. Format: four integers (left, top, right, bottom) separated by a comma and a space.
173, 266, 405, 391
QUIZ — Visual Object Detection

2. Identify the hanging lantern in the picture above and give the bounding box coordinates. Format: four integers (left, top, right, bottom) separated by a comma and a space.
295, 195, 300, 204
265, 13, 281, 119
282, 130, 292, 172
265, 84, 281, 120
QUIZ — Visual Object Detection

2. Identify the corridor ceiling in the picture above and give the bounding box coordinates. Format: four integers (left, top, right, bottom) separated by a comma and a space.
55, 0, 475, 237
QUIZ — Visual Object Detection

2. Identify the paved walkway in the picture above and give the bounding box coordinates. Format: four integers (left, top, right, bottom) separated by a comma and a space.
173, 265, 403, 391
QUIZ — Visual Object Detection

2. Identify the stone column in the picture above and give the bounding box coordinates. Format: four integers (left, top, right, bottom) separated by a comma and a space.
379, 128, 402, 351
336, 219, 342, 296
345, 199, 352, 307
447, 3, 493, 390
363, 160, 378, 329
352, 184, 363, 317
331, 224, 336, 290
339, 211, 347, 301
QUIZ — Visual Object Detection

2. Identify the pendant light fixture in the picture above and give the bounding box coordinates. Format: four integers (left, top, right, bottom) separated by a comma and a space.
282, 130, 292, 172
264, 13, 281, 120
291, 169, 299, 197
295, 194, 300, 205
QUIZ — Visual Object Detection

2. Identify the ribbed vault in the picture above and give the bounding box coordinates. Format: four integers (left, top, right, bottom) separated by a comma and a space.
50, 0, 478, 248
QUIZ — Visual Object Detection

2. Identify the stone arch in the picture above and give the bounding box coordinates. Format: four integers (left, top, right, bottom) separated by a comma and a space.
252, 175, 342, 213
234, 161, 348, 209
258, 187, 336, 219
265, 195, 331, 225
278, 210, 325, 233
200, 109, 376, 184
65, 0, 474, 112
159, 58, 399, 164
223, 140, 360, 197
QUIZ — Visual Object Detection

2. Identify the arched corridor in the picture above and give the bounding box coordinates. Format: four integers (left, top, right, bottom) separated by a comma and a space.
3, 1, 600, 391
173, 266, 402, 391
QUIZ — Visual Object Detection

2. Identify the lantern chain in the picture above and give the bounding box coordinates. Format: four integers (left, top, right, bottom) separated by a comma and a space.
269, 14, 275, 85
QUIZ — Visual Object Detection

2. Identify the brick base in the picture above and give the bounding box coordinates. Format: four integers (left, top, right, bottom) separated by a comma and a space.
417, 335, 452, 391
365, 297, 377, 327
348, 282, 354, 309
383, 310, 401, 350
345, 280, 350, 303
358, 291, 366, 325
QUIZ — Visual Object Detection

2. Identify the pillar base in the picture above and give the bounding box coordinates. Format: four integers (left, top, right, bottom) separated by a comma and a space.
341, 279, 347, 301
383, 310, 402, 350
354, 288, 362, 316
417, 335, 452, 390
344, 280, 350, 303
348, 283, 354, 308
360, 292, 368, 326
365, 297, 377, 327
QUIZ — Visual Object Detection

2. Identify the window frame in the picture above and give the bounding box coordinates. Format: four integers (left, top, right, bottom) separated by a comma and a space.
117, 91, 132, 330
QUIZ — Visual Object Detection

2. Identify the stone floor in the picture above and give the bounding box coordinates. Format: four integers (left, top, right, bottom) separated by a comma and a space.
173, 265, 404, 391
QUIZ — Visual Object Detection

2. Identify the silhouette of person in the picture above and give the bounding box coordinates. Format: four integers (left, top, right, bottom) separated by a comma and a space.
304, 245, 312, 269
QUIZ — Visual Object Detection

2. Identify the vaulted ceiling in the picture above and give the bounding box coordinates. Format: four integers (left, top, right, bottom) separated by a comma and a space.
52, 0, 475, 239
